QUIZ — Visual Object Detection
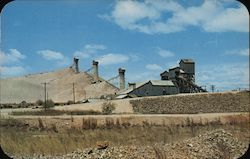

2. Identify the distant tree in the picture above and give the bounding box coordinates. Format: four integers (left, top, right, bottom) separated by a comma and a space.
102, 101, 116, 115
67, 100, 74, 105
19, 101, 28, 108
36, 99, 44, 106
46, 99, 55, 108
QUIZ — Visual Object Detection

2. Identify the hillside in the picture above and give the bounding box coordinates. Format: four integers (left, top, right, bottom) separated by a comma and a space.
0, 68, 119, 104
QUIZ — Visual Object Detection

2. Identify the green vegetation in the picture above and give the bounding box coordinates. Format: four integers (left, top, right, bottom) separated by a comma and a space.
36, 99, 44, 106
45, 99, 55, 108
67, 100, 75, 105
101, 101, 116, 115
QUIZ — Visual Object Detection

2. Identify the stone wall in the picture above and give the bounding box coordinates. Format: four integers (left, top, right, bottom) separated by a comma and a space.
130, 91, 249, 114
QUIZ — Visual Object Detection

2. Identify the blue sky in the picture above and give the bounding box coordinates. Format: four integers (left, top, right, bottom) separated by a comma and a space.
0, 0, 249, 91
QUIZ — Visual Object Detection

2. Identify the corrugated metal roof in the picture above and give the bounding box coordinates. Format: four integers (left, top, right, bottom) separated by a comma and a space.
180, 59, 194, 63
118, 88, 133, 94
150, 80, 175, 86
118, 80, 175, 95
160, 70, 168, 75
116, 94, 129, 99
180, 69, 185, 73
119, 81, 149, 94
169, 66, 180, 71
116, 94, 137, 99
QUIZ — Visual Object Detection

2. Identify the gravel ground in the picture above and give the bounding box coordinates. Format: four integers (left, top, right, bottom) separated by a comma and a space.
10, 129, 249, 159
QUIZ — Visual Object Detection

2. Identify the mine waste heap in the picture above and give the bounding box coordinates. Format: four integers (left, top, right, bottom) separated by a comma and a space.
0, 58, 126, 104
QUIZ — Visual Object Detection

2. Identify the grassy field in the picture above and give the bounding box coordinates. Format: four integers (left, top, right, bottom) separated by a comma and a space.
0, 116, 249, 156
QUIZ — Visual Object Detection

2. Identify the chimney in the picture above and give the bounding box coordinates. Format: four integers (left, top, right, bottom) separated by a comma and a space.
73, 58, 79, 73
93, 60, 99, 82
128, 82, 136, 89
119, 68, 125, 90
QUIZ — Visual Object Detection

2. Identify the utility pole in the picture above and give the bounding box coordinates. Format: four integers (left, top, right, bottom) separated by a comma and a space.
73, 83, 75, 104
41, 82, 49, 110
211, 85, 215, 93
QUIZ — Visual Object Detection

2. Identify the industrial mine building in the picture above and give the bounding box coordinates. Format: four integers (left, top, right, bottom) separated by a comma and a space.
117, 59, 206, 98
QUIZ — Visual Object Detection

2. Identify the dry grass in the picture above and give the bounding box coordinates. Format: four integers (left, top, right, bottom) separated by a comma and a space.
0, 116, 249, 156
153, 147, 166, 159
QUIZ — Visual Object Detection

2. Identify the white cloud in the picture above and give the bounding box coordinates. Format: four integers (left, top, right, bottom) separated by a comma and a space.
74, 44, 106, 59
58, 57, 70, 67
225, 48, 249, 56
165, 60, 179, 69
157, 48, 175, 57
97, 14, 112, 21
146, 64, 163, 70
239, 49, 249, 56
0, 49, 27, 77
37, 50, 70, 66
0, 49, 26, 65
0, 66, 26, 77
9, 49, 26, 59
102, 0, 249, 34
202, 4, 249, 32
129, 54, 139, 62
84, 44, 106, 51
111, 1, 160, 27
96, 53, 129, 65
37, 50, 64, 60
196, 62, 249, 91
74, 51, 90, 59
126, 71, 159, 83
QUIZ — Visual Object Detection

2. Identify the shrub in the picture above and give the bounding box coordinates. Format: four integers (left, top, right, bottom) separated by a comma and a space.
82, 118, 97, 129
101, 101, 116, 115
105, 117, 115, 129
46, 99, 55, 108
36, 99, 44, 106
67, 100, 74, 105
50, 123, 58, 133
19, 101, 28, 108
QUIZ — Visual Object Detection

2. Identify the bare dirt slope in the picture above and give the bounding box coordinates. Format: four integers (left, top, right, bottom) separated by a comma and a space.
0, 68, 118, 103
54, 98, 133, 113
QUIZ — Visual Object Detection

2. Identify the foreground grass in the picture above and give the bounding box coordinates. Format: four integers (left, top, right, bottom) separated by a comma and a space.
11, 109, 102, 116
0, 117, 249, 156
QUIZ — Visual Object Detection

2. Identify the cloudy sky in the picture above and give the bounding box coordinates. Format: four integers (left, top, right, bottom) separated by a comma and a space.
0, 0, 249, 91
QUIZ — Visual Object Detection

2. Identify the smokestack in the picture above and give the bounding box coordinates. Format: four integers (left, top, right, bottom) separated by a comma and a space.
93, 60, 99, 82
128, 82, 136, 89
73, 58, 79, 73
119, 68, 125, 90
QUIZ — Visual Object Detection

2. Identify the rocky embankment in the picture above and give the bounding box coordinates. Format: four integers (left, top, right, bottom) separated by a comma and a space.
130, 91, 249, 114
10, 129, 248, 159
